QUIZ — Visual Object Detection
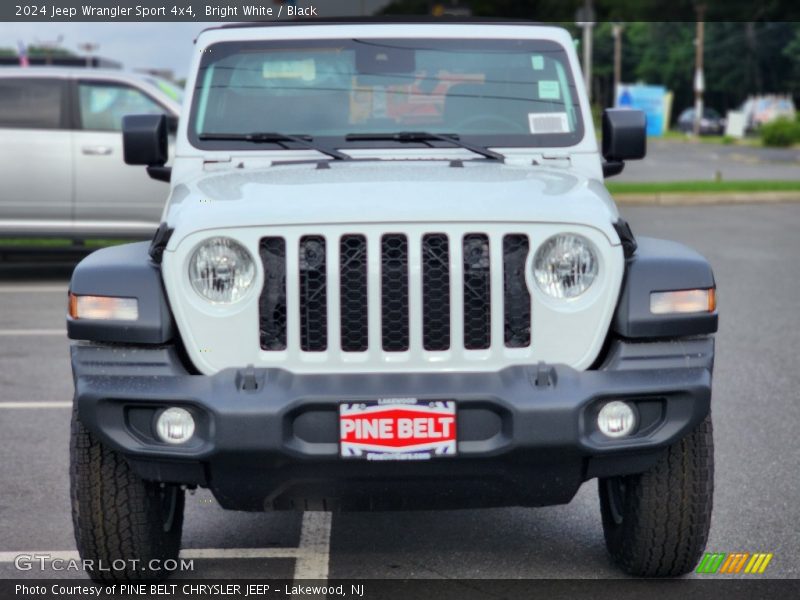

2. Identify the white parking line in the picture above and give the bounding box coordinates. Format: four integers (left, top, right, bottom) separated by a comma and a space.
0, 329, 66, 336
0, 402, 72, 409
0, 286, 67, 293
0, 551, 80, 562
0, 512, 332, 580
294, 511, 332, 581
0, 548, 299, 562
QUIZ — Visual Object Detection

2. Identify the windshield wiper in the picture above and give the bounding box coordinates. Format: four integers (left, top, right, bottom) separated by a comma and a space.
198, 132, 352, 161
345, 132, 504, 162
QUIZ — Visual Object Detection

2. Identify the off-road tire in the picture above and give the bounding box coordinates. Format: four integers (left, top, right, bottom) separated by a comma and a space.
599, 416, 714, 577
70, 408, 185, 582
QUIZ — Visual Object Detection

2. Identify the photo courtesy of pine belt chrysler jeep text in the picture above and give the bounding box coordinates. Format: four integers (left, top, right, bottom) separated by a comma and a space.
66, 20, 718, 581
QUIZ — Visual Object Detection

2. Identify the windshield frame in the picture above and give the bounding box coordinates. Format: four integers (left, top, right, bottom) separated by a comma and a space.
186, 37, 585, 152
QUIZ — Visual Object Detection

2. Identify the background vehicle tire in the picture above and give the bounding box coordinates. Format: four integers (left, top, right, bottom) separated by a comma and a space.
598, 416, 714, 577
70, 408, 185, 582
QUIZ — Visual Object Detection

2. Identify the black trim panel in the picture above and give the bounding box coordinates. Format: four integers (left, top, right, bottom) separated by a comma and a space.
613, 218, 637, 258
72, 337, 712, 510
613, 237, 717, 338
67, 242, 174, 344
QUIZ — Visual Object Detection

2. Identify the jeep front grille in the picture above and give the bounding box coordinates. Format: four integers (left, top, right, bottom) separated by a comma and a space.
339, 234, 368, 352
259, 232, 532, 355
422, 234, 451, 351
258, 237, 287, 351
299, 235, 327, 352
462, 233, 491, 350
381, 234, 410, 352
503, 234, 531, 348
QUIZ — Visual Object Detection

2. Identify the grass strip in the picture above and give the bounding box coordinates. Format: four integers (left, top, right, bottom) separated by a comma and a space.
607, 180, 800, 195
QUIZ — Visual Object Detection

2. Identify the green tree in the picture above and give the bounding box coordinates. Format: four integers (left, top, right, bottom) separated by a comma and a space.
380, 1, 800, 112
26, 45, 76, 58
785, 27, 800, 99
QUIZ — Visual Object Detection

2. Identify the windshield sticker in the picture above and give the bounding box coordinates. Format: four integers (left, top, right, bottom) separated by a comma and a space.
531, 55, 545, 70
528, 112, 570, 134
262, 59, 316, 81
538, 80, 561, 100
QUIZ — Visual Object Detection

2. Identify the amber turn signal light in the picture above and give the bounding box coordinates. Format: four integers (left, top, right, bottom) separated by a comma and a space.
68, 292, 138, 321
650, 288, 716, 315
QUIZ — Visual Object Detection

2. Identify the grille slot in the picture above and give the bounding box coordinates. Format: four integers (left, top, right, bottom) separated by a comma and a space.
299, 235, 327, 352
462, 234, 491, 350
340, 235, 368, 352
422, 234, 451, 351
503, 234, 531, 348
258, 237, 287, 351
381, 234, 409, 352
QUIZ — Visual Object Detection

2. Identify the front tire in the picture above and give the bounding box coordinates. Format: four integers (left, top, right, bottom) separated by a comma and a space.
599, 416, 714, 577
70, 409, 185, 582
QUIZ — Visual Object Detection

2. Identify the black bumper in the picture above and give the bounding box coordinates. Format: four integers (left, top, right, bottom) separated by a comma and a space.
72, 337, 713, 510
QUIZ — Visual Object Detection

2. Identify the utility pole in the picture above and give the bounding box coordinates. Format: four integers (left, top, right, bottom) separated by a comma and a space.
693, 5, 706, 136
78, 42, 99, 68
36, 35, 63, 66
611, 22, 623, 106
575, 0, 595, 102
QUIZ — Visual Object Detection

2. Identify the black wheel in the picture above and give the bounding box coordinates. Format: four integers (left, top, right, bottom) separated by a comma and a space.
70, 408, 185, 582
598, 416, 714, 577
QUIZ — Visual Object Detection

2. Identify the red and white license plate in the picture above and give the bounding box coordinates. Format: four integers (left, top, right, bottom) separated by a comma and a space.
339, 399, 457, 460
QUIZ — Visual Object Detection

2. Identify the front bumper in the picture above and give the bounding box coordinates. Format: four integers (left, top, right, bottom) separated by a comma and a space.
72, 337, 713, 510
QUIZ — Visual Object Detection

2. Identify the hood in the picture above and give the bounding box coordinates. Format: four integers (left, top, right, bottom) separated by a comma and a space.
165, 160, 621, 245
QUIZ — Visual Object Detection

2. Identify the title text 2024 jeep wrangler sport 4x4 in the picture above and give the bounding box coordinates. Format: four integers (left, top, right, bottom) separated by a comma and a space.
67, 20, 717, 581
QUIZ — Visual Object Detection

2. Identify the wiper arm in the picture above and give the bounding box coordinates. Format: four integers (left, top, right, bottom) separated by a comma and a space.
345, 131, 504, 162
198, 132, 352, 161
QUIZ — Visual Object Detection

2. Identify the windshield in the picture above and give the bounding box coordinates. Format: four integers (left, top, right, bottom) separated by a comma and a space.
188, 37, 584, 150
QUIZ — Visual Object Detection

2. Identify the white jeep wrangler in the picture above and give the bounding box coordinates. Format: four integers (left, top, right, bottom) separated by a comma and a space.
67, 20, 718, 581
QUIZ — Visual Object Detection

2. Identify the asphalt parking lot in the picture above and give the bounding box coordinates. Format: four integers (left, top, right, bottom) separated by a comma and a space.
1, 202, 799, 581
618, 139, 800, 182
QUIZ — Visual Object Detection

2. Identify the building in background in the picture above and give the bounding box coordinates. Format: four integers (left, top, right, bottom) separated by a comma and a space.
616, 84, 672, 137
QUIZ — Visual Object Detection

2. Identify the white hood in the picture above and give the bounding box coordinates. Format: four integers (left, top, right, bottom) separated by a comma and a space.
164, 161, 621, 249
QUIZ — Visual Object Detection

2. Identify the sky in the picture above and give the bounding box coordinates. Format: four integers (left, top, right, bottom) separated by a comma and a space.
0, 0, 392, 79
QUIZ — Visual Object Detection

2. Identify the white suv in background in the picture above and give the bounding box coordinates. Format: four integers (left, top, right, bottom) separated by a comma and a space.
0, 68, 181, 240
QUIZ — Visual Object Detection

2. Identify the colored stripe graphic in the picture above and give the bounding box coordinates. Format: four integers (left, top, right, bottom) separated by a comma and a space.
697, 553, 727, 574
719, 553, 749, 574
698, 552, 773, 574
744, 553, 773, 574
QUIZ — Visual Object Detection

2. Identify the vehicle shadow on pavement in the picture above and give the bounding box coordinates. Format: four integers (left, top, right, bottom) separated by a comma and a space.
330, 484, 620, 579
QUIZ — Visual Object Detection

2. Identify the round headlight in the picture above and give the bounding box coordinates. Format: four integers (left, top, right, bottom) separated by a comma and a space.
533, 233, 598, 298
189, 237, 255, 304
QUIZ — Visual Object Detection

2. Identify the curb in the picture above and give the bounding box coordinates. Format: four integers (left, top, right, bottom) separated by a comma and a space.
614, 191, 800, 206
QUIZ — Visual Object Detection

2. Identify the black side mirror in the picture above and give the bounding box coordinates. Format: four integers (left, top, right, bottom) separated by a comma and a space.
123, 114, 171, 182
165, 114, 179, 135
602, 109, 647, 178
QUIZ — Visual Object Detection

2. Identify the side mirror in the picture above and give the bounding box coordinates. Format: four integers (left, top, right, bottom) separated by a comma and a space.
165, 114, 179, 135
123, 114, 171, 182
602, 109, 646, 178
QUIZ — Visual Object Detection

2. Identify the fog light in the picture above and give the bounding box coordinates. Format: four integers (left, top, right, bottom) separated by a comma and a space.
155, 407, 195, 445
597, 401, 636, 438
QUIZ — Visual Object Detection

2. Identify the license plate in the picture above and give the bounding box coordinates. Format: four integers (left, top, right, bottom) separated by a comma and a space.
339, 399, 457, 460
